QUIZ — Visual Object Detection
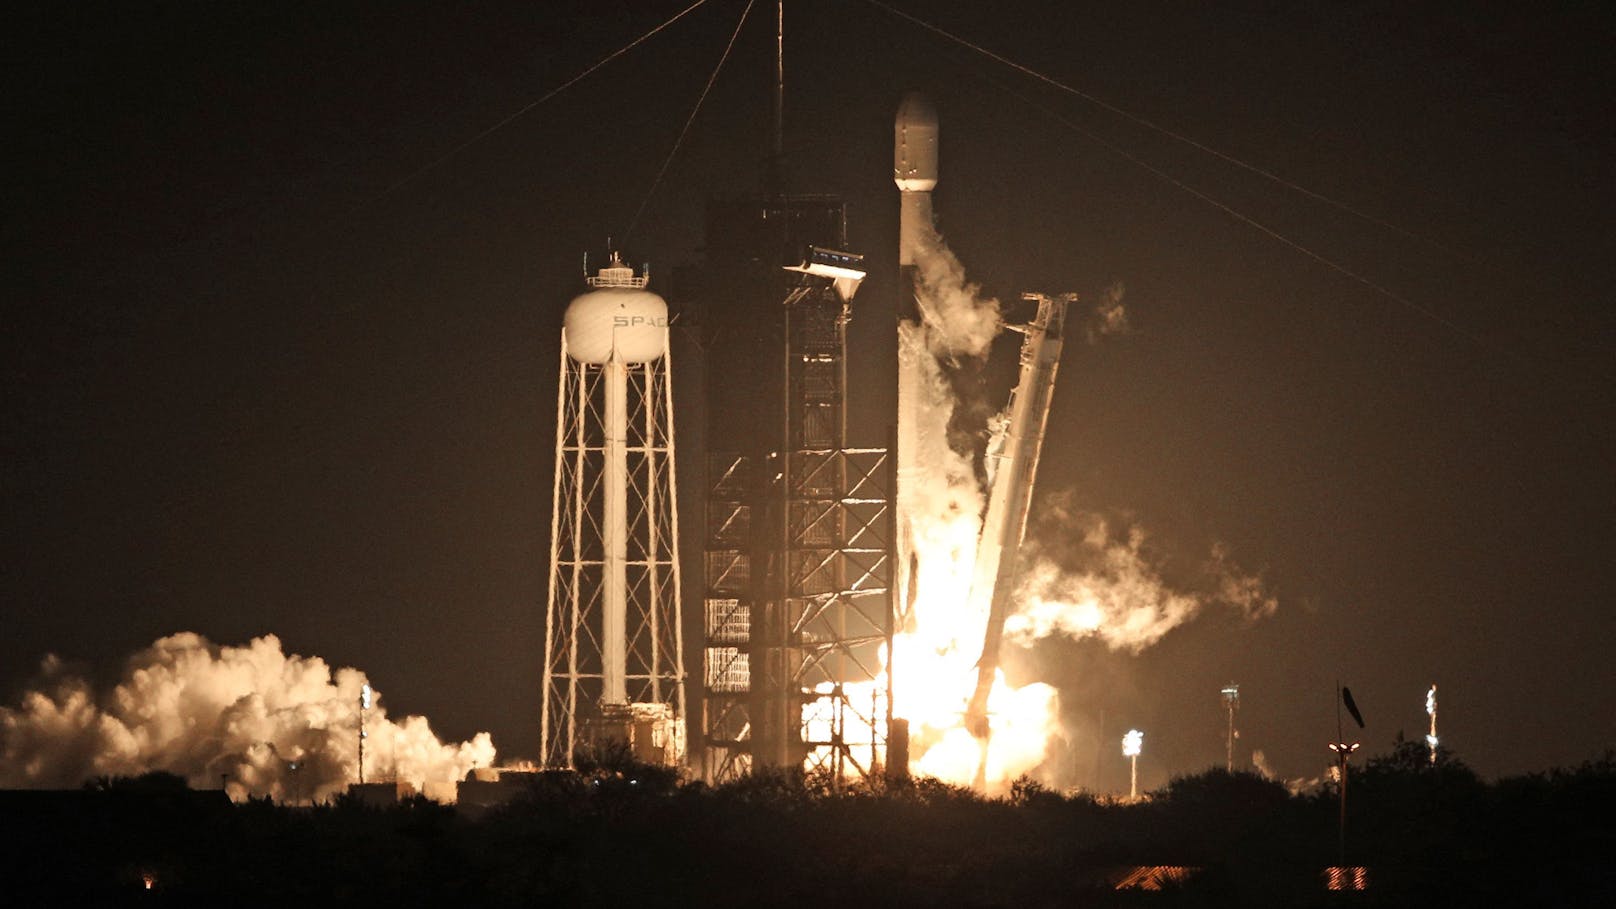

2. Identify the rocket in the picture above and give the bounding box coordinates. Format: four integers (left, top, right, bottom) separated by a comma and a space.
894, 92, 938, 630
895, 91, 939, 300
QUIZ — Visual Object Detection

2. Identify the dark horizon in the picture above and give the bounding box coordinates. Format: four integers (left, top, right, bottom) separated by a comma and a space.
4, 0, 1612, 790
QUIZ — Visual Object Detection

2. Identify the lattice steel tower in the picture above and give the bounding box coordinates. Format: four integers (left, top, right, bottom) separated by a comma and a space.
542, 253, 686, 768
682, 198, 893, 785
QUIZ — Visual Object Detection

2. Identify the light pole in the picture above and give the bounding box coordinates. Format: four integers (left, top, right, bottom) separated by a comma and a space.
1122, 729, 1143, 800
1328, 740, 1360, 864
1425, 684, 1438, 766
1220, 683, 1239, 772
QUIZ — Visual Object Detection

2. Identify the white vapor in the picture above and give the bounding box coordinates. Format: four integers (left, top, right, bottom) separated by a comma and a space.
913, 226, 1002, 358
1086, 281, 1129, 342
1005, 512, 1277, 653
1251, 748, 1276, 780
0, 632, 495, 802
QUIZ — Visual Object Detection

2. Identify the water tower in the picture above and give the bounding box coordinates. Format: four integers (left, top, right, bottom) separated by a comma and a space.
541, 251, 686, 767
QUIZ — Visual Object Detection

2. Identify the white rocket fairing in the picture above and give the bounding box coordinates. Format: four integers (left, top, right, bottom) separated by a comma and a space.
895, 92, 939, 266
894, 92, 939, 630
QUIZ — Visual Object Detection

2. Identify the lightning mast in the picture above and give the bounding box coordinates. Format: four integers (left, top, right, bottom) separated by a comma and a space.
689, 3, 890, 787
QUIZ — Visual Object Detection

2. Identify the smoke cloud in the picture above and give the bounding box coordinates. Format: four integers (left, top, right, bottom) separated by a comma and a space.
913, 227, 1002, 359
1251, 748, 1276, 780
895, 224, 1272, 791
1006, 510, 1277, 653
0, 632, 495, 802
1085, 281, 1129, 342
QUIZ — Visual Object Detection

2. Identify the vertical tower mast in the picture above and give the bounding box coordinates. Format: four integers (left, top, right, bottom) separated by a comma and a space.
686, 3, 891, 786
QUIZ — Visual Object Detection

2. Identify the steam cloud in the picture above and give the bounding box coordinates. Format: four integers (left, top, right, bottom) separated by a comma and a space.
913, 226, 1002, 358
1006, 509, 1277, 653
1086, 281, 1129, 342
0, 632, 495, 802
899, 227, 1272, 790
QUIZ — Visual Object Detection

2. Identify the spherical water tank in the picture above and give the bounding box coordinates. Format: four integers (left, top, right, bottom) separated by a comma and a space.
564, 287, 668, 364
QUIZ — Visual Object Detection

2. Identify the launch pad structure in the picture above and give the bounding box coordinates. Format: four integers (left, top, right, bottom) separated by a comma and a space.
539, 5, 1070, 786
678, 197, 895, 785
541, 91, 1073, 786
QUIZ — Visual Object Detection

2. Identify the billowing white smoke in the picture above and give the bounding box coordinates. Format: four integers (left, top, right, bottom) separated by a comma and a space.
1251, 748, 1276, 780
913, 226, 1001, 358
898, 225, 1002, 658
1087, 281, 1130, 342
1006, 511, 1277, 653
0, 632, 495, 802
898, 229, 1272, 790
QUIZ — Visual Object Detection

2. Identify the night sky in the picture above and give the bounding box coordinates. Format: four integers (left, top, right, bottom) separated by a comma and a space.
5, 0, 1612, 790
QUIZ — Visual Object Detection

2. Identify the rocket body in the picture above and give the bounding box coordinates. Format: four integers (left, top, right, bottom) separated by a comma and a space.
895, 92, 939, 272
894, 92, 939, 629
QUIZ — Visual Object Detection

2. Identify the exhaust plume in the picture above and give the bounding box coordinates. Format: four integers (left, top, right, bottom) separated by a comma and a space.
1085, 281, 1129, 342
913, 227, 1002, 359
894, 227, 1271, 791
0, 632, 495, 802
1252, 748, 1276, 780
1006, 510, 1276, 653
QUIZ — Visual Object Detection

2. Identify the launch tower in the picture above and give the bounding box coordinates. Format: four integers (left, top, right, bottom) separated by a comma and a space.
676, 197, 894, 785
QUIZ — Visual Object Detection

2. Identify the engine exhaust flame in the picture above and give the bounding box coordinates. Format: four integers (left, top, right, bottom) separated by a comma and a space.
1123, 728, 1144, 756
889, 225, 1275, 793
0, 632, 494, 802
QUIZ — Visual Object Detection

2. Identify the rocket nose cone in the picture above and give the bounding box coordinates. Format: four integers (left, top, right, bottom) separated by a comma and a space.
894, 92, 939, 190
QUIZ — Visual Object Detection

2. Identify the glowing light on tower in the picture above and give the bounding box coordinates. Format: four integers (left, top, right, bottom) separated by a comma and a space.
1425, 684, 1438, 765
1220, 682, 1239, 772
1328, 740, 1361, 863
542, 251, 687, 768
1123, 729, 1143, 800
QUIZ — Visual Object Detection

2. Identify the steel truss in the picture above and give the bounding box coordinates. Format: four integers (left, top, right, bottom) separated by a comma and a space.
702, 280, 893, 785
542, 342, 686, 768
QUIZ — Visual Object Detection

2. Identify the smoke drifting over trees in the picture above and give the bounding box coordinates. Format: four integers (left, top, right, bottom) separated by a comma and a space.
0, 633, 494, 801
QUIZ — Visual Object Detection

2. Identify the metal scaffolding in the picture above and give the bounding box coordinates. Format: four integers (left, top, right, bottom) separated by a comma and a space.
700, 267, 892, 785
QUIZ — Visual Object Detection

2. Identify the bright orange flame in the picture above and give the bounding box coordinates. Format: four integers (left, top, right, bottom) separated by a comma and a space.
888, 504, 1057, 791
